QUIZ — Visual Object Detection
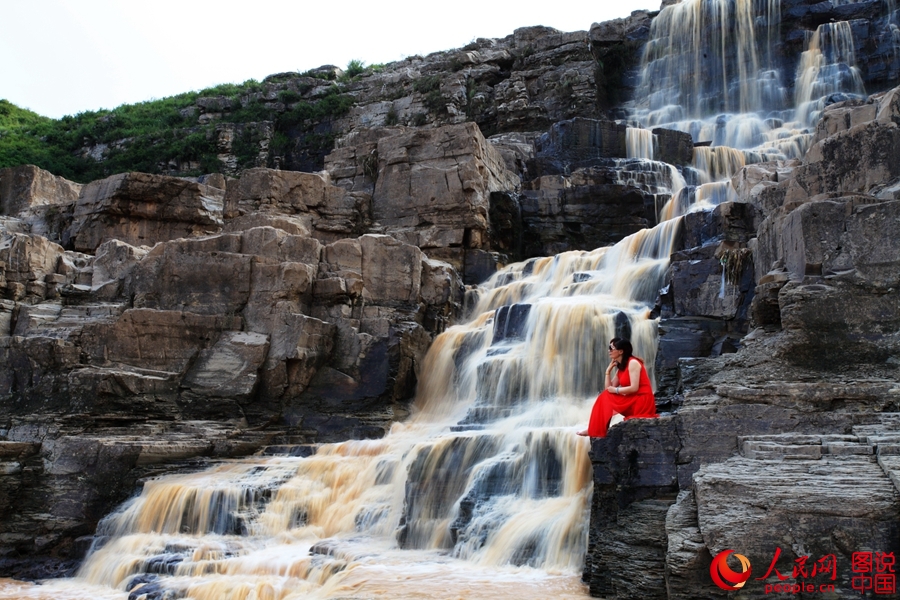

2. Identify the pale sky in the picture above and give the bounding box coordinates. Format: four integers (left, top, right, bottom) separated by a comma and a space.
2, 0, 659, 118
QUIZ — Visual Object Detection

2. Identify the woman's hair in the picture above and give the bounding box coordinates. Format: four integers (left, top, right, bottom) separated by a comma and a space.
609, 337, 633, 371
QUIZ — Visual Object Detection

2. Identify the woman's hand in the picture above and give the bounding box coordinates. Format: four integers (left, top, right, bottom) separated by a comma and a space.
606, 360, 617, 373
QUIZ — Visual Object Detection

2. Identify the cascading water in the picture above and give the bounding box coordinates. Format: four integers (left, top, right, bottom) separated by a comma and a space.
0, 2, 880, 599
794, 21, 866, 126
0, 219, 681, 600
626, 127, 656, 159
631, 0, 866, 163
629, 0, 873, 223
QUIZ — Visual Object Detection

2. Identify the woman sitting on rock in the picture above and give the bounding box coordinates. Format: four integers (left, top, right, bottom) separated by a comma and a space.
577, 337, 657, 437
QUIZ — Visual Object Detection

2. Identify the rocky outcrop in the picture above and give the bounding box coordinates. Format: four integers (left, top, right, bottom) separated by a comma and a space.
337, 25, 605, 139
587, 344, 900, 598
585, 82, 900, 599
0, 165, 81, 217
1, 227, 460, 429
0, 420, 279, 579
750, 89, 900, 368
68, 172, 226, 252
327, 122, 520, 280
590, 10, 655, 109
0, 165, 81, 245
654, 201, 759, 397
223, 167, 369, 242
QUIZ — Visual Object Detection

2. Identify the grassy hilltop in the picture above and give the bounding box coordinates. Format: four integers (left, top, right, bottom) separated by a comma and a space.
0, 65, 366, 183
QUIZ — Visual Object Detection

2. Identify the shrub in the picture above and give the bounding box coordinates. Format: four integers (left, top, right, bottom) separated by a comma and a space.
413, 75, 441, 94
345, 59, 366, 78
278, 90, 302, 104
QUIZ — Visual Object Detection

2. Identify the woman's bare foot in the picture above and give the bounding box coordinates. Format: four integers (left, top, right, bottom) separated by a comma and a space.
576, 430, 589, 436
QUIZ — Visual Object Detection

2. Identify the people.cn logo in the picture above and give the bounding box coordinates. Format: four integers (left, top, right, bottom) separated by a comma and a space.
710, 550, 753, 591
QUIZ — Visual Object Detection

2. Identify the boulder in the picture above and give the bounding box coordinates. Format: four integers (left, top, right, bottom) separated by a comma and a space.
372, 123, 519, 239
0, 165, 81, 217
0, 233, 67, 301
67, 172, 225, 252
223, 167, 370, 242
360, 234, 423, 304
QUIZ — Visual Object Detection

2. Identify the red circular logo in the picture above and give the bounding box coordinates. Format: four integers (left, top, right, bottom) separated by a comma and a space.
710, 550, 752, 591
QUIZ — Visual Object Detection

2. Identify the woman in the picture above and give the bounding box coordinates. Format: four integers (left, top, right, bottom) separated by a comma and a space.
577, 338, 657, 437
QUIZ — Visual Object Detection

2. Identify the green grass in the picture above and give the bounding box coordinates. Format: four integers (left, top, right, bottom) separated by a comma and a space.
0, 76, 356, 182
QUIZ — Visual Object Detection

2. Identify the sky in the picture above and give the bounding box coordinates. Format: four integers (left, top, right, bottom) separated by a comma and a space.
2, 0, 659, 119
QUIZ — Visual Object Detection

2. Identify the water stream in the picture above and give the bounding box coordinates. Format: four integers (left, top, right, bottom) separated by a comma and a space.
1, 1, 877, 598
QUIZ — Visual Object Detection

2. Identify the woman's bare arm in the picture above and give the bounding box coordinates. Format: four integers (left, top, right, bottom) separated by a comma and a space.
604, 360, 619, 390
616, 359, 641, 394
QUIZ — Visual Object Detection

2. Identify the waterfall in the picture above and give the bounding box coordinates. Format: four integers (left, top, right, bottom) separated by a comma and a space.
794, 21, 866, 126
18, 218, 675, 600
626, 127, 656, 159
5, 2, 886, 599
631, 0, 865, 161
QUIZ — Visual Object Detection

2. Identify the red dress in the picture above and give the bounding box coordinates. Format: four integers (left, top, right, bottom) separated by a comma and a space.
586, 357, 657, 437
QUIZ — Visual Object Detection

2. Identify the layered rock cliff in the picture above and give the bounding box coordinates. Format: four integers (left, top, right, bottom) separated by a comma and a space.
2, 0, 900, 595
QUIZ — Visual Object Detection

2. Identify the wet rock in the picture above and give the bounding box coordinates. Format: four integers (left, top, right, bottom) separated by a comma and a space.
520, 166, 659, 256
652, 128, 694, 166
491, 304, 531, 344
585, 417, 680, 598
531, 118, 627, 174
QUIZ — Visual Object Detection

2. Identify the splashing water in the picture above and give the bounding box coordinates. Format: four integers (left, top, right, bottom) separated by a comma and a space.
794, 21, 867, 127
626, 127, 656, 159
11, 216, 681, 600
631, 0, 866, 165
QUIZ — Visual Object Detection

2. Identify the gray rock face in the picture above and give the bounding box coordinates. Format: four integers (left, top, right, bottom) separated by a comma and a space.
334, 24, 603, 137
586, 76, 900, 600
746, 89, 900, 369
520, 167, 658, 256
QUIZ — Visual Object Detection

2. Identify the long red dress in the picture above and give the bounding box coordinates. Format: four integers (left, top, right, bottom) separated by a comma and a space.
586, 357, 657, 437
